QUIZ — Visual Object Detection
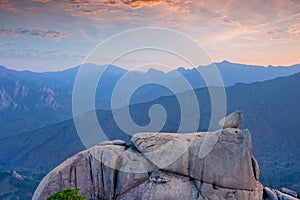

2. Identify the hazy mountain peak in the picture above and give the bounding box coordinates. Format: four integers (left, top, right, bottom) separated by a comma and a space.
146, 67, 166, 74
0, 65, 7, 70
219, 60, 231, 64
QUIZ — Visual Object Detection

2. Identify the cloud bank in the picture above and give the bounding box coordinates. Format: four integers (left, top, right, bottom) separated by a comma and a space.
0, 27, 69, 41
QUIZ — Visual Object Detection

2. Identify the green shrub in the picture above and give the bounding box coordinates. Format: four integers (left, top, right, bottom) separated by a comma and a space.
46, 188, 85, 200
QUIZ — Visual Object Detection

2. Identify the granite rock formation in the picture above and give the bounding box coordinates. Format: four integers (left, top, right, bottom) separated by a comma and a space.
33, 111, 298, 200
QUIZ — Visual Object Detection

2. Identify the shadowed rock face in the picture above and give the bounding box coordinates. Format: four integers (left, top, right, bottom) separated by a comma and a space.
33, 127, 266, 200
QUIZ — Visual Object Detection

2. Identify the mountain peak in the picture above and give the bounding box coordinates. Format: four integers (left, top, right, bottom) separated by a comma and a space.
147, 68, 166, 74
220, 60, 231, 64
0, 65, 7, 70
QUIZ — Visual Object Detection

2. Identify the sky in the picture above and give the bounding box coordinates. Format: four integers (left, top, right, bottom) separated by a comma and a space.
0, 0, 299, 71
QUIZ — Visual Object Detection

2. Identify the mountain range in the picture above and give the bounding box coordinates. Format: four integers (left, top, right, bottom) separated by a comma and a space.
0, 68, 300, 196
1, 61, 300, 138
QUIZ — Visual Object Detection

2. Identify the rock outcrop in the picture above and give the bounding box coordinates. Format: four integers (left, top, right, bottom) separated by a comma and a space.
33, 128, 265, 200
33, 112, 298, 200
219, 110, 244, 129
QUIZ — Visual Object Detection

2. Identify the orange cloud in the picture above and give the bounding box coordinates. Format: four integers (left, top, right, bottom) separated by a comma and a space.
32, 0, 51, 2
103, 0, 182, 10
104, 0, 161, 9
121, 0, 162, 9
0, 0, 15, 11
83, 10, 94, 15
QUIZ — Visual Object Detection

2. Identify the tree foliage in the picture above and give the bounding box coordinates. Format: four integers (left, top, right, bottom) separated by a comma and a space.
46, 188, 85, 200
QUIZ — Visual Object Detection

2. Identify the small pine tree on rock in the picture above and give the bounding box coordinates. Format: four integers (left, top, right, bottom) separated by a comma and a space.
46, 188, 85, 200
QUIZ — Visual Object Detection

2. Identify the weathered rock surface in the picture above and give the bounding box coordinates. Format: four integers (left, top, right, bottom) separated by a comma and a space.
33, 126, 268, 200
280, 187, 298, 198
263, 187, 299, 200
131, 128, 259, 190
275, 190, 299, 200
263, 187, 279, 200
33, 144, 126, 200
219, 110, 244, 128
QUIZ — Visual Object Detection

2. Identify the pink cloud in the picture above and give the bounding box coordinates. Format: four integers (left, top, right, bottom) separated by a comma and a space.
0, 0, 16, 11
65, 0, 182, 11
266, 26, 300, 41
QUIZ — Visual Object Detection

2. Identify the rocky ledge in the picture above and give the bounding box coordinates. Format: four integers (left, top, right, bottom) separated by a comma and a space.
33, 111, 298, 200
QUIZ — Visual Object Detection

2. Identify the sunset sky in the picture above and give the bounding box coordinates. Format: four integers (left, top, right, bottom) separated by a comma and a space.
0, 0, 299, 71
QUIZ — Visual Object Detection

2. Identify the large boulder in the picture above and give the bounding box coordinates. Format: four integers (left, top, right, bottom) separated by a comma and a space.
33, 144, 126, 200
131, 128, 259, 190
33, 127, 265, 200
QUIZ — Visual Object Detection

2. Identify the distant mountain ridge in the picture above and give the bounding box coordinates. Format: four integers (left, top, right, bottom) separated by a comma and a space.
1, 61, 300, 138
181, 60, 300, 88
0, 71, 300, 194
